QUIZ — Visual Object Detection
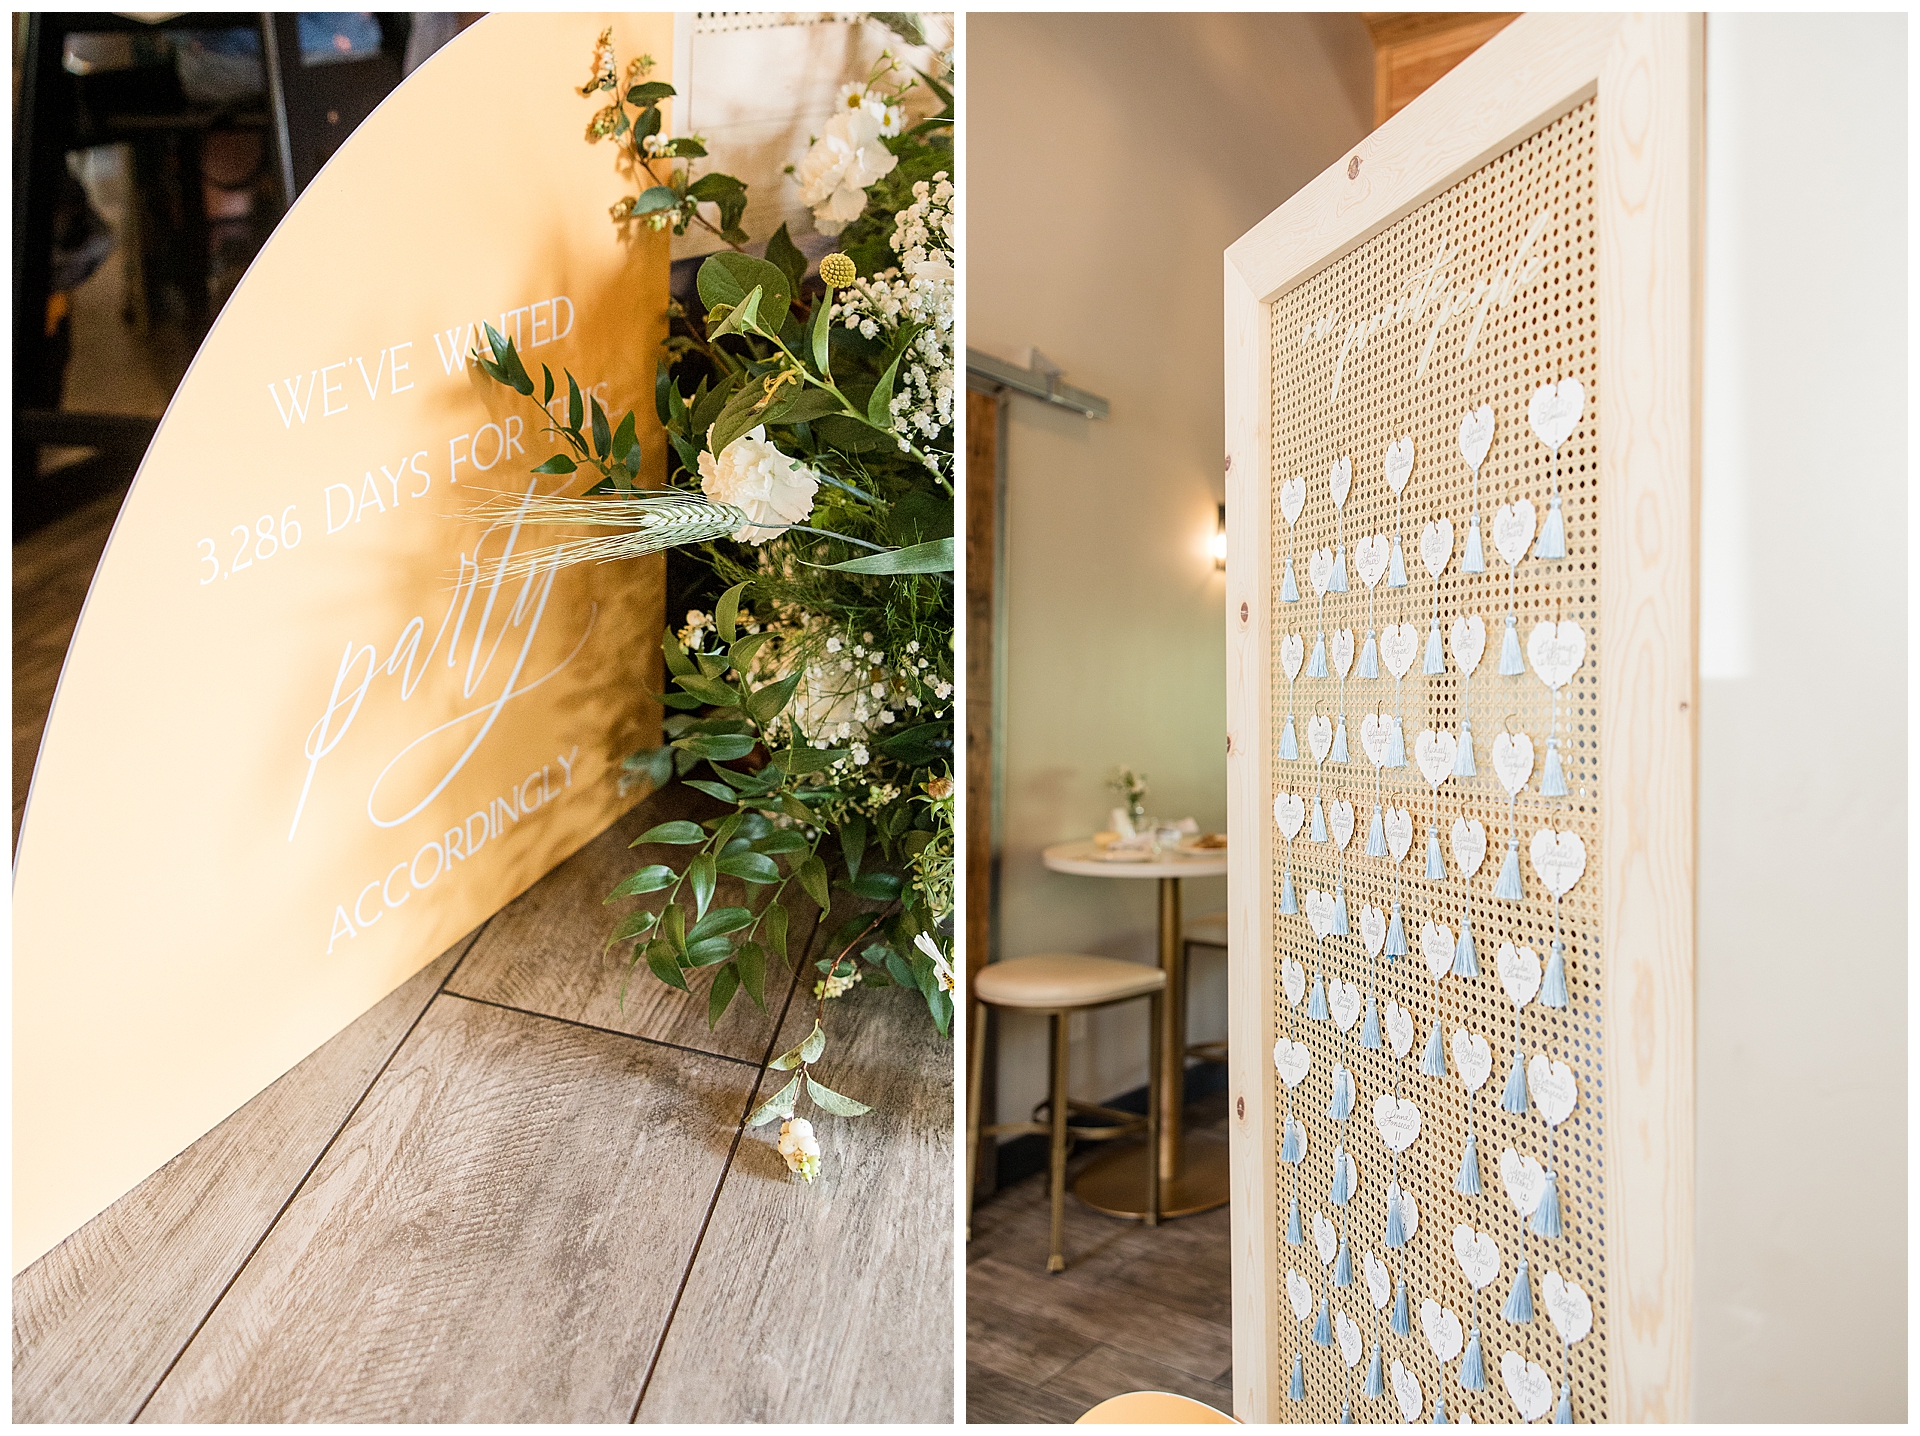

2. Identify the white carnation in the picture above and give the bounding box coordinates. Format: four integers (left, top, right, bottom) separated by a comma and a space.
795, 104, 898, 236
696, 426, 819, 544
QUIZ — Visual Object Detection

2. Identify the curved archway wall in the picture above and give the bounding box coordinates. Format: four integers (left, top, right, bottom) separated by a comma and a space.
14, 13, 673, 1272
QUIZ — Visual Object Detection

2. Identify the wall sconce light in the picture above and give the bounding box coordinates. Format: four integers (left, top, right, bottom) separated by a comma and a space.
1211, 502, 1227, 570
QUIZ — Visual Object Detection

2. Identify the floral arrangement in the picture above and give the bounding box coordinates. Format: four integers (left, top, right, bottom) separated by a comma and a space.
475, 21, 954, 1182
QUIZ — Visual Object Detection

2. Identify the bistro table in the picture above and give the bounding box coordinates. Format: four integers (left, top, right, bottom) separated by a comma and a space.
1041, 837, 1230, 1219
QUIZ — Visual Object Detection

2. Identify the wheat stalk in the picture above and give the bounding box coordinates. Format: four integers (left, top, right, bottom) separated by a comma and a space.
463, 490, 748, 580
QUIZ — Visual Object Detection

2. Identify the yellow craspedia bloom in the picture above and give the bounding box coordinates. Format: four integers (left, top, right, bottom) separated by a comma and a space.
818, 253, 857, 289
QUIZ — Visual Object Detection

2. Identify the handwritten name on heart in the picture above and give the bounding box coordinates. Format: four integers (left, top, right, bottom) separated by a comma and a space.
1310, 548, 1335, 597
1384, 436, 1415, 494
1273, 1037, 1312, 1089
1421, 518, 1454, 580
1450, 817, 1487, 878
1529, 377, 1585, 451
1360, 713, 1395, 768
1314, 1210, 1339, 1266
1280, 475, 1307, 527
1329, 456, 1352, 509
1305, 890, 1336, 939
1452, 1224, 1501, 1289
1355, 535, 1391, 589
1360, 904, 1387, 957
1364, 1251, 1391, 1310
1330, 628, 1356, 679
1392, 1362, 1423, 1423
1491, 730, 1534, 796
1452, 1028, 1492, 1091
1273, 791, 1305, 840
1373, 1094, 1422, 1152
1493, 500, 1536, 568
1527, 619, 1586, 690
1287, 1266, 1314, 1321
1529, 828, 1586, 896
1328, 980, 1362, 1032
1421, 921, 1455, 980
1449, 613, 1486, 675
1308, 715, 1334, 764
1280, 632, 1305, 682
1387, 1182, 1418, 1243
1500, 1147, 1546, 1216
1328, 800, 1355, 851
1283, 958, 1306, 1006
1501, 1351, 1554, 1423
1458, 405, 1495, 470
1415, 730, 1457, 789
1497, 942, 1541, 1009
1380, 622, 1419, 678
1542, 1270, 1593, 1345
1420, 1299, 1464, 1364
1336, 1310, 1363, 1368
1528, 1055, 1578, 1126
1385, 1002, 1415, 1058
1384, 807, 1413, 863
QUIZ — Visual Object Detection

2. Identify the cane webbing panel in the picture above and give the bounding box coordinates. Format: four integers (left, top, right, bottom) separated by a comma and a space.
1266, 99, 1606, 1423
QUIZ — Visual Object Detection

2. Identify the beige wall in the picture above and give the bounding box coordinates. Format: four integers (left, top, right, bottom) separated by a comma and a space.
1693, 12, 1907, 1420
969, 14, 1372, 1130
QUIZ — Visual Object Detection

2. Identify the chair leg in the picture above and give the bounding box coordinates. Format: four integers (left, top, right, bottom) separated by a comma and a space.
1145, 989, 1163, 1228
965, 998, 987, 1241
1047, 1009, 1070, 1272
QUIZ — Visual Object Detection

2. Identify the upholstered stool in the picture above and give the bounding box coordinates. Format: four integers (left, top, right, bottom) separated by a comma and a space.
967, 953, 1165, 1271
1182, 910, 1230, 1064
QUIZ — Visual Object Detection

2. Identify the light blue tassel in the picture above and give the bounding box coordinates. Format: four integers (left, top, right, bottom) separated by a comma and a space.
1280, 866, 1299, 914
1360, 995, 1382, 1050
1541, 736, 1568, 796
1459, 1328, 1486, 1391
1331, 716, 1350, 764
1387, 716, 1407, 768
1425, 826, 1445, 879
1279, 713, 1299, 760
1451, 910, 1478, 977
1290, 1351, 1306, 1401
1421, 1019, 1447, 1076
1432, 1395, 1448, 1424
1308, 631, 1329, 678
1384, 1183, 1406, 1248
1463, 516, 1485, 573
1385, 900, 1407, 957
1331, 545, 1349, 592
1452, 717, 1476, 776
1314, 1296, 1333, 1346
1499, 613, 1525, 674
1540, 941, 1568, 1008
1503, 1257, 1534, 1323
1340, 1399, 1353, 1424
1282, 1116, 1305, 1164
1328, 1065, 1355, 1121
1366, 805, 1387, 856
1287, 1196, 1304, 1245
1309, 974, 1330, 1021
1554, 1382, 1573, 1423
1501, 1049, 1529, 1114
1455, 1131, 1482, 1195
1494, 838, 1524, 900
1391, 1279, 1410, 1335
1536, 494, 1566, 560
1532, 1170, 1563, 1238
1332, 881, 1350, 935
1282, 556, 1301, 602
1388, 536, 1408, 588
1424, 618, 1445, 674
1311, 795, 1328, 842
1366, 1343, 1384, 1399
1358, 630, 1380, 678
1333, 1235, 1353, 1283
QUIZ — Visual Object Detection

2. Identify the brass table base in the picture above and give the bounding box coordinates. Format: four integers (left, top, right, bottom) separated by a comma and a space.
1073, 1137, 1231, 1220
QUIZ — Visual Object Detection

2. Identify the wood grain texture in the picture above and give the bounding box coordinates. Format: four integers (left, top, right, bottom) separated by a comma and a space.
965, 385, 999, 994
636, 983, 954, 1423
450, 782, 808, 1063
1595, 13, 1701, 1421
1365, 13, 1520, 127
11, 935, 469, 1423
138, 995, 757, 1423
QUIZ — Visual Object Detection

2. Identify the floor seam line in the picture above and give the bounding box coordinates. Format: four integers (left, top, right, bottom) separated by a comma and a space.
126, 922, 490, 1423
438, 990, 763, 1068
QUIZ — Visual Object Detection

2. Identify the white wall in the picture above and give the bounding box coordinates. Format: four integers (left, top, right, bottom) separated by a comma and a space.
970, 14, 1373, 1131
1693, 13, 1906, 1421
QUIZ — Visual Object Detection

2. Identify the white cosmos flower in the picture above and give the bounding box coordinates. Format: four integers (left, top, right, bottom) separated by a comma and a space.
835, 81, 868, 111
877, 102, 905, 138
915, 932, 954, 992
778, 1118, 821, 1181
696, 425, 819, 544
795, 104, 898, 235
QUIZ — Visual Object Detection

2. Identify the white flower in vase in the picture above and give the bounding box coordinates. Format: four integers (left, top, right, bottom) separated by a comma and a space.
795, 103, 898, 235
696, 426, 819, 544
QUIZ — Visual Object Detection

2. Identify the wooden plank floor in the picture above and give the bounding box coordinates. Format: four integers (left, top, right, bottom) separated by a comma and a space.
13, 502, 955, 1423
965, 1088, 1236, 1423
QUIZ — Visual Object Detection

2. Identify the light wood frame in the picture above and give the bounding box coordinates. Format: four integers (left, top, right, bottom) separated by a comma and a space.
1223, 14, 1700, 1422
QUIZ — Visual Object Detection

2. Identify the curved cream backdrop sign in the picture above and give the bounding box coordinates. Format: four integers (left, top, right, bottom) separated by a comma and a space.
14, 13, 675, 1271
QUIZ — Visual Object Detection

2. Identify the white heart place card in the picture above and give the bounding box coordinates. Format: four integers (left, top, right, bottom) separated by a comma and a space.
1328, 979, 1362, 1033
1421, 921, 1455, 980
1329, 456, 1353, 509
1384, 436, 1415, 495
1360, 904, 1387, 957
1307, 714, 1334, 764
1499, 1147, 1546, 1217
1360, 712, 1395, 769
1450, 817, 1487, 879
1373, 1093, 1421, 1152
1501, 1351, 1554, 1423
1314, 1210, 1339, 1267
1452, 1223, 1501, 1289
1542, 1269, 1593, 1345
1310, 547, 1335, 597
1421, 518, 1453, 580
1527, 1055, 1578, 1126
1415, 730, 1457, 790
1384, 807, 1413, 863
1380, 622, 1419, 679
1384, 1001, 1415, 1059
1273, 791, 1305, 840
1280, 475, 1307, 527
1355, 534, 1391, 589
1305, 889, 1336, 939
1526, 619, 1587, 690
1282, 957, 1306, 1006
1528, 377, 1585, 451
1491, 730, 1534, 796
1421, 1298, 1464, 1364
1529, 828, 1586, 897
1364, 1251, 1391, 1310
1287, 1266, 1314, 1322
1493, 500, 1536, 568
1458, 405, 1495, 470
1273, 1036, 1312, 1089
1496, 942, 1541, 1009
1330, 628, 1356, 679
1451, 1028, 1492, 1091
1449, 613, 1486, 675
1336, 1310, 1363, 1368
1280, 632, 1305, 682
1328, 799, 1355, 851
1391, 1361, 1423, 1423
